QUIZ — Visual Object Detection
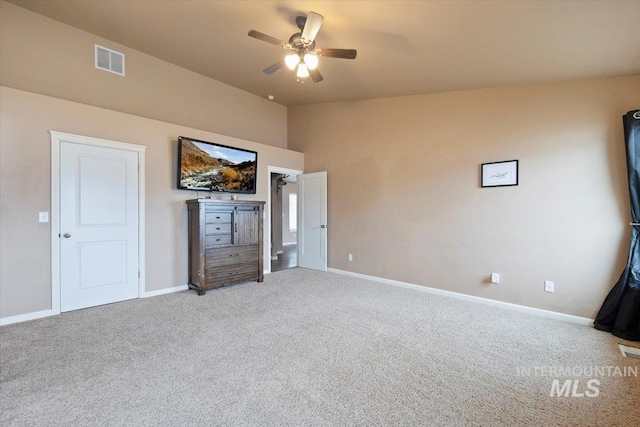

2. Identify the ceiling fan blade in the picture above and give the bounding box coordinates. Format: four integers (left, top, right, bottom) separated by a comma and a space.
309, 68, 323, 83
301, 11, 324, 45
318, 48, 357, 60
248, 30, 287, 48
263, 60, 285, 75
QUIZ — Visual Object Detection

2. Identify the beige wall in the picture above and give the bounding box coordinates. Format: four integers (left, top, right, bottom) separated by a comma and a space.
282, 183, 298, 245
289, 76, 640, 319
0, 1, 286, 149
1, 0, 637, 321
0, 87, 304, 319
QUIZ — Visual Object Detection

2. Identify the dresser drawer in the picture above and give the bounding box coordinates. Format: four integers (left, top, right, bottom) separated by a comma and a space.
205, 263, 259, 288
205, 234, 232, 247
205, 212, 232, 223
205, 245, 259, 268
206, 222, 232, 235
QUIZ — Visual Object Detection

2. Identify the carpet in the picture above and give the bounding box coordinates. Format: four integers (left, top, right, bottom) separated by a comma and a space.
1, 268, 639, 426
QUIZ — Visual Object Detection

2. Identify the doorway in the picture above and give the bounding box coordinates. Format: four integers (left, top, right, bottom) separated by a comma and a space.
270, 172, 299, 272
50, 131, 146, 314
266, 166, 302, 274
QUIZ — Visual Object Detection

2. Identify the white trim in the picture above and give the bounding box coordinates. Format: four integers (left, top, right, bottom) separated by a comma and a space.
49, 131, 146, 315
1, 284, 187, 326
0, 309, 56, 326
142, 285, 188, 298
283, 242, 297, 246
327, 268, 594, 326
266, 166, 303, 274
51, 134, 61, 317
137, 151, 146, 298
50, 131, 145, 152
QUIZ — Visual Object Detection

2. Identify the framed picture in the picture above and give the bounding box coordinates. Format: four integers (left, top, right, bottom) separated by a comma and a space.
481, 160, 518, 187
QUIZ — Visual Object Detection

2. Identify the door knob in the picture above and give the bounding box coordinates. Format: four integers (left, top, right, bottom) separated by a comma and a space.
320, 225, 326, 228
63, 233, 71, 238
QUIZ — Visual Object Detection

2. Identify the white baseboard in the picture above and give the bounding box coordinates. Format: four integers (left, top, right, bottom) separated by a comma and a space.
0, 309, 56, 326
327, 268, 594, 326
2, 285, 189, 327
142, 284, 188, 298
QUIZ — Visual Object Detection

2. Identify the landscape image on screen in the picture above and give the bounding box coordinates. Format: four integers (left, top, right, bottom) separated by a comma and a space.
179, 137, 257, 193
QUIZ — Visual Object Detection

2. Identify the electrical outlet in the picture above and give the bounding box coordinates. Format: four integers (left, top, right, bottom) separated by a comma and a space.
491, 273, 500, 284
39, 212, 49, 223
545, 281, 555, 293
348, 254, 353, 261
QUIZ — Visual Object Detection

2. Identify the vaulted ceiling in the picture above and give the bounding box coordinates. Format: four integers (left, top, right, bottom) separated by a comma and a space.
9, 0, 640, 106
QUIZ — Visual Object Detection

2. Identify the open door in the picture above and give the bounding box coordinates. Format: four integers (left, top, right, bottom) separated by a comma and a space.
298, 172, 327, 271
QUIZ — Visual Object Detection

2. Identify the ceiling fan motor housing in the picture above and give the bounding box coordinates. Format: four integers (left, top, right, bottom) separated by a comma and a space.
289, 32, 315, 51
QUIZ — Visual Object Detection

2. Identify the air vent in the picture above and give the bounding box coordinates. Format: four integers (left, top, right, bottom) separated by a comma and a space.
619, 344, 640, 360
95, 44, 125, 76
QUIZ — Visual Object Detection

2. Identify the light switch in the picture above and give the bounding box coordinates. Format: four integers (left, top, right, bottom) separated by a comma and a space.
545, 281, 555, 293
39, 212, 49, 223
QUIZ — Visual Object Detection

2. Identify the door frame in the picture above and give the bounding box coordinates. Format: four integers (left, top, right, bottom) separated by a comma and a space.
266, 165, 303, 275
50, 131, 146, 315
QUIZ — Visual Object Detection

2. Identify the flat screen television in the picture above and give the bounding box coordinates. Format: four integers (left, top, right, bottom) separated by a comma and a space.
177, 136, 257, 194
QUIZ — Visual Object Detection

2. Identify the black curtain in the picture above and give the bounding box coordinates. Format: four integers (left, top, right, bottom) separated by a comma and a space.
594, 110, 640, 342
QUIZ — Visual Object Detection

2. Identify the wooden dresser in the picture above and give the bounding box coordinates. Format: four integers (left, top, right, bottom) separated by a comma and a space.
186, 199, 265, 295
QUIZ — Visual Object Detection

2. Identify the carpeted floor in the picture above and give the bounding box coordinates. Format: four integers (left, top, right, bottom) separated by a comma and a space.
1, 268, 639, 426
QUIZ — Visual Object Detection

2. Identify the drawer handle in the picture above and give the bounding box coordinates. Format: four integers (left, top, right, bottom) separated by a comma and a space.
229, 253, 239, 257
216, 238, 221, 241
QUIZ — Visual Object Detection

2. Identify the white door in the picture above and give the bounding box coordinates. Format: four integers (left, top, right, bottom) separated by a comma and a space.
298, 171, 327, 271
60, 142, 139, 312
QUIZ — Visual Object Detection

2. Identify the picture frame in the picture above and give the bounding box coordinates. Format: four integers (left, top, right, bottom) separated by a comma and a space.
481, 160, 518, 188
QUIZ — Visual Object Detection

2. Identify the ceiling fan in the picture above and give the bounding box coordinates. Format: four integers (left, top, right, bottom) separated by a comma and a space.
248, 11, 357, 83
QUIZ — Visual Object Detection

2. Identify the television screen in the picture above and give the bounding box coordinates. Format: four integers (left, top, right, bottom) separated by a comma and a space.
177, 136, 257, 193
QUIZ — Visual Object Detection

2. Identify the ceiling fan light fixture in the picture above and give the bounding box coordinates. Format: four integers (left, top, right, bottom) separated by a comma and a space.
285, 54, 300, 70
303, 53, 319, 70
296, 63, 310, 78
249, 11, 356, 84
